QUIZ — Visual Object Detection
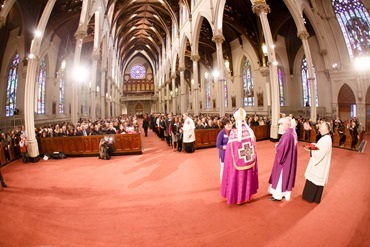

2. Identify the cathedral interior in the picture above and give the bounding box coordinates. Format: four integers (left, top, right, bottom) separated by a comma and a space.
0, 1, 370, 245
0, 0, 370, 135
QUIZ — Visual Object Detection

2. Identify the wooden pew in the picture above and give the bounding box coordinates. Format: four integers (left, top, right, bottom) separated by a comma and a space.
8, 142, 15, 161
0, 146, 6, 165
194, 125, 271, 149
356, 130, 365, 150
310, 126, 317, 143
251, 125, 271, 141
299, 124, 305, 141
343, 127, 352, 149
194, 129, 220, 149
333, 128, 340, 147
39, 134, 142, 157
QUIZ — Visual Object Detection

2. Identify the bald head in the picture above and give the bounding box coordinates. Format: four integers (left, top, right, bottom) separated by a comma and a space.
282, 117, 292, 130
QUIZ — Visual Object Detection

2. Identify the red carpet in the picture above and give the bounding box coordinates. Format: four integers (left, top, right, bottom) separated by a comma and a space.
0, 129, 369, 247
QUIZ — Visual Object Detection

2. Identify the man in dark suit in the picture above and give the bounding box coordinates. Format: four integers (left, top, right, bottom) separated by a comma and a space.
142, 115, 150, 137
105, 123, 117, 134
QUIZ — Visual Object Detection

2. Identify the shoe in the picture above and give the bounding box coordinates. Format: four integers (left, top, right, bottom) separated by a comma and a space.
268, 197, 281, 201
1, 182, 8, 188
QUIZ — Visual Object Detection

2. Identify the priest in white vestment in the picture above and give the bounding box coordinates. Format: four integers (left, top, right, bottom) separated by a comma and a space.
302, 121, 332, 203
182, 113, 195, 153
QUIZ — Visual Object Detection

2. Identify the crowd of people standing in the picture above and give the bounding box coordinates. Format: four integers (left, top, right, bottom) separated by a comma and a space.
0, 111, 361, 203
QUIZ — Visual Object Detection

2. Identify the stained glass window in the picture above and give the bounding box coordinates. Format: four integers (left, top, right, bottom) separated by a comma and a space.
205, 78, 211, 109
332, 0, 370, 59
130, 65, 146, 79
301, 57, 318, 107
224, 75, 228, 107
37, 57, 47, 114
242, 57, 254, 106
59, 70, 65, 114
278, 67, 285, 106
5, 53, 20, 117
82, 91, 88, 115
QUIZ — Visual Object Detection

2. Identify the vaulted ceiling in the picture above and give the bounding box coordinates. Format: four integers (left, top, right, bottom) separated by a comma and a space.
0, 0, 313, 76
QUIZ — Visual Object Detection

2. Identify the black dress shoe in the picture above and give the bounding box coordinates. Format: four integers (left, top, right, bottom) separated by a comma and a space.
268, 197, 281, 201
1, 182, 8, 188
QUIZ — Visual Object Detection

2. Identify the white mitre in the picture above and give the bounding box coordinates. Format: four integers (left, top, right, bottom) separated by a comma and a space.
233, 107, 246, 141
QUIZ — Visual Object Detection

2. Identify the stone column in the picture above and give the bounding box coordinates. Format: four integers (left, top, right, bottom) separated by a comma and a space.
157, 86, 161, 113
212, 35, 225, 117
161, 85, 165, 113
100, 66, 107, 118
111, 86, 115, 117
24, 56, 40, 160
298, 30, 317, 122
191, 54, 200, 115
179, 67, 186, 114
24, 0, 57, 161
252, 1, 280, 140
90, 49, 100, 121
71, 29, 87, 124
171, 73, 177, 114
166, 81, 170, 113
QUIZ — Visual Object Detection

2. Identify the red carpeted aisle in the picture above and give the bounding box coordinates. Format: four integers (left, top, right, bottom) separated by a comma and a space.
0, 128, 369, 247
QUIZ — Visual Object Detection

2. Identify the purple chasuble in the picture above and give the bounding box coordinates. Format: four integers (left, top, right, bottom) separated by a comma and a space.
268, 128, 298, 192
221, 125, 259, 204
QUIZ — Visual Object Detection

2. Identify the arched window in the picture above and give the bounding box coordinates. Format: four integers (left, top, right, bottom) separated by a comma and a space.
130, 65, 146, 79
224, 75, 228, 107
59, 72, 65, 113
205, 72, 211, 109
242, 57, 254, 106
332, 0, 370, 59
5, 53, 20, 117
37, 57, 47, 114
278, 67, 285, 106
59, 61, 66, 113
206, 82, 211, 109
301, 57, 318, 107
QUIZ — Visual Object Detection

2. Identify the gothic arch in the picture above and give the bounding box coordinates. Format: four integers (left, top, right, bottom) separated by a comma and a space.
134, 102, 144, 115
337, 83, 356, 120
179, 31, 192, 67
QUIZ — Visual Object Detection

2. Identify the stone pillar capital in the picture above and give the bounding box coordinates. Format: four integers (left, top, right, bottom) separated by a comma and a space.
252, 1, 270, 15
74, 29, 87, 40
212, 35, 225, 45
0, 16, 6, 28
178, 67, 186, 72
100, 66, 107, 73
297, 30, 310, 40
91, 49, 101, 61
320, 49, 328, 56
191, 54, 200, 62
171, 73, 176, 79
28, 55, 40, 63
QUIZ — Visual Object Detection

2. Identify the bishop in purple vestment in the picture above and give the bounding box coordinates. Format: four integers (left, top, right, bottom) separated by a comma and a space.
221, 108, 259, 204
268, 117, 298, 201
